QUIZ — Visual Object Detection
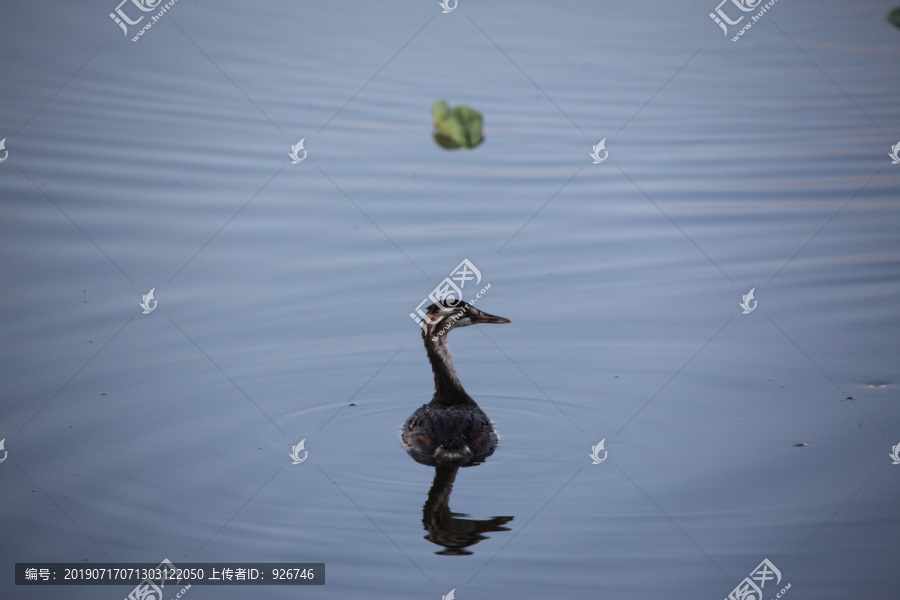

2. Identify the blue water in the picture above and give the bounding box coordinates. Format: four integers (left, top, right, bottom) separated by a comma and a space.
1, 0, 899, 598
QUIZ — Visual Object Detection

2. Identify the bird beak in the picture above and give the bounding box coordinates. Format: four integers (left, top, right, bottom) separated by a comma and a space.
471, 310, 510, 325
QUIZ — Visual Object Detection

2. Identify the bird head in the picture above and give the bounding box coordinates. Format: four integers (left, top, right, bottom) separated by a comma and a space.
421, 300, 510, 339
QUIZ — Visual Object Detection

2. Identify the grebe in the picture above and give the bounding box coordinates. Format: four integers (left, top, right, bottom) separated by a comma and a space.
402, 300, 510, 466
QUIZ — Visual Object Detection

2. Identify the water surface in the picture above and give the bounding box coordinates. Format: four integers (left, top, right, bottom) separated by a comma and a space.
1, 1, 899, 598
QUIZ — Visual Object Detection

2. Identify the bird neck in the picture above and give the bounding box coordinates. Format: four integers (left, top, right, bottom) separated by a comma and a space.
424, 333, 475, 406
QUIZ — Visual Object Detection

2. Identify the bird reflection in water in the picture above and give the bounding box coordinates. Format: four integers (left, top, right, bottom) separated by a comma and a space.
402, 300, 514, 555
421, 464, 513, 555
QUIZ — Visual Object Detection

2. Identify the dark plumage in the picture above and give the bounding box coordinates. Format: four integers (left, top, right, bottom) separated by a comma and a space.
402, 300, 509, 466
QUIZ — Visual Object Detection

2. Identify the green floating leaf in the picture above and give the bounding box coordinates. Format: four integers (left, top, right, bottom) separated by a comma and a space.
433, 131, 463, 149
432, 100, 467, 147
455, 104, 483, 148
889, 7, 900, 29
431, 100, 483, 149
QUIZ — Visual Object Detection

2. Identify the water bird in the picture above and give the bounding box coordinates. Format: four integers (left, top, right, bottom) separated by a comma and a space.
402, 300, 509, 466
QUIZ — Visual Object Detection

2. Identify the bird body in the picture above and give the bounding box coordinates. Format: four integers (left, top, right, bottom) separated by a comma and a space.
404, 402, 497, 464
402, 300, 509, 466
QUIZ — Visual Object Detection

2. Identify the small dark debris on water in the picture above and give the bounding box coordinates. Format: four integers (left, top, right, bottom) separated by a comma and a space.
101, 392, 107, 396
349, 403, 357, 406
792, 442, 808, 447
889, 7, 900, 29
845, 396, 854, 400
